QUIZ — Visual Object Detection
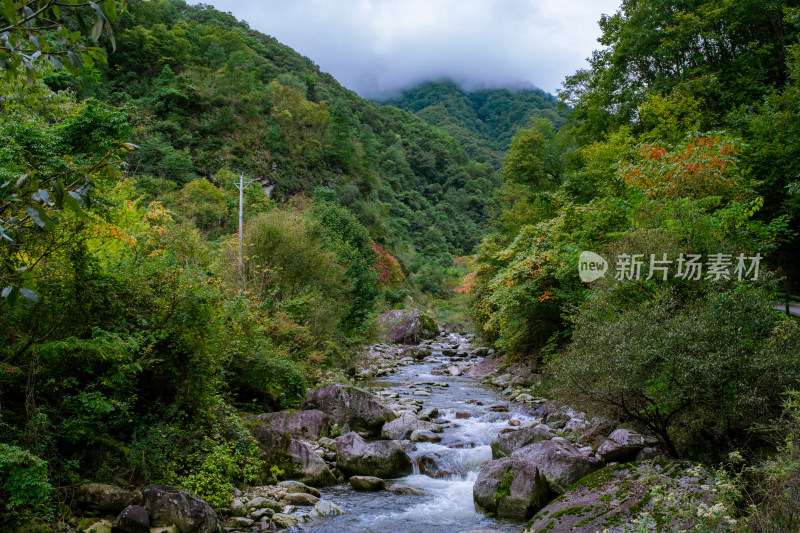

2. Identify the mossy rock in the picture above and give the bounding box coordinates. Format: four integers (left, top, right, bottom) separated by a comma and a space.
526, 461, 719, 532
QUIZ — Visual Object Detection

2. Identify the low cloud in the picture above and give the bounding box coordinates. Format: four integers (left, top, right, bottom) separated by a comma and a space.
188, 0, 621, 98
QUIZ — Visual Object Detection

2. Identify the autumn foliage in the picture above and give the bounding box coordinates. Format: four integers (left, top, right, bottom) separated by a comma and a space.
619, 135, 745, 201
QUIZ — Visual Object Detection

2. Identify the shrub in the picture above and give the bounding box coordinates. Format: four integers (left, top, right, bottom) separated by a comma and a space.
550, 284, 800, 460
0, 444, 52, 515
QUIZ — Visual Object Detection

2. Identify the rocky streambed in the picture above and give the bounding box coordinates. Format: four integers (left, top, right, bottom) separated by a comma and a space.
70, 321, 732, 533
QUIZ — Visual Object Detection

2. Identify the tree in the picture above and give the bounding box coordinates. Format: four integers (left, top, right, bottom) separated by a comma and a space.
0, 0, 125, 83
551, 285, 800, 460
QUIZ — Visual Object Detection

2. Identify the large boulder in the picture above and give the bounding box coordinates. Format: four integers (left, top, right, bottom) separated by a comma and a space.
302, 384, 395, 437
111, 505, 150, 533
491, 424, 555, 459
378, 309, 437, 344
249, 428, 336, 487
249, 410, 329, 441
381, 412, 442, 440
526, 461, 719, 532
597, 429, 648, 463
473, 457, 551, 519
336, 432, 412, 479
74, 483, 143, 515
141, 485, 219, 533
512, 440, 603, 495
418, 452, 465, 479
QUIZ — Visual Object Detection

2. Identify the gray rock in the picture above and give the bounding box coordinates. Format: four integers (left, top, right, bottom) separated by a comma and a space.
249, 428, 336, 487
418, 407, 440, 421
74, 483, 143, 515
528, 461, 718, 532
418, 452, 465, 478
77, 518, 112, 533
283, 492, 319, 506
349, 476, 386, 491
141, 485, 219, 533
381, 412, 441, 440
250, 507, 273, 519
388, 485, 429, 496
111, 505, 149, 533
636, 446, 668, 461
401, 346, 431, 361
271, 513, 299, 529
410, 429, 442, 443
302, 384, 395, 437
277, 480, 321, 498
491, 424, 555, 459
149, 526, 179, 533
336, 432, 412, 478
511, 440, 603, 494
473, 457, 551, 518
231, 517, 254, 528
379, 309, 437, 344
598, 429, 648, 463
249, 410, 329, 441
230, 498, 246, 516
313, 500, 343, 517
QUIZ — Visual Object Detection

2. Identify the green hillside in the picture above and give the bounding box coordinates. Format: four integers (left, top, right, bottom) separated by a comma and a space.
379, 79, 565, 167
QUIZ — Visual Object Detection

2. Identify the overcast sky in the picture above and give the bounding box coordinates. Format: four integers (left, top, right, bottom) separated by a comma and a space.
186, 0, 621, 98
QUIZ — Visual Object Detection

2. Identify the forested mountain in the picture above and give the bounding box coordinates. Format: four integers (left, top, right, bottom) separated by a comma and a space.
46, 1, 498, 263
380, 80, 565, 168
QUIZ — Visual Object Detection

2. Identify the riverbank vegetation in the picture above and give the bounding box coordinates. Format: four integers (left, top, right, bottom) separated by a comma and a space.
469, 0, 800, 527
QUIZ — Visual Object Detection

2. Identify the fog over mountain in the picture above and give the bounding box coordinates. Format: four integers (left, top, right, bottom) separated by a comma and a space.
187, 0, 621, 97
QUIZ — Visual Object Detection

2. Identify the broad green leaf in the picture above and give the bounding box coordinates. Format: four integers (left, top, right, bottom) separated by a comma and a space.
32, 189, 49, 204
19, 288, 38, 303
26, 207, 45, 228
91, 19, 103, 42
2, 0, 17, 24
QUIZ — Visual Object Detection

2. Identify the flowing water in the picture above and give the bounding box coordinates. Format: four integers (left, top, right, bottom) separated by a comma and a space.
300, 333, 539, 533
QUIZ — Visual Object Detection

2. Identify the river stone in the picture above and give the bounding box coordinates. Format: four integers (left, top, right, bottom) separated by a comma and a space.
473, 457, 551, 518
418, 407, 440, 421
111, 505, 149, 533
598, 429, 648, 463
278, 480, 321, 498
491, 424, 555, 459
250, 427, 336, 487
74, 483, 143, 515
381, 412, 442, 440
283, 492, 319, 506
336, 431, 412, 478
511, 440, 603, 495
388, 485, 429, 496
149, 526, 179, 533
249, 409, 330, 441
77, 518, 112, 533
379, 308, 437, 344
401, 346, 431, 361
349, 476, 386, 491
527, 461, 718, 532
410, 429, 442, 443
302, 383, 395, 436
314, 500, 344, 517
141, 485, 219, 533
231, 517, 254, 528
271, 514, 299, 529
418, 452, 465, 478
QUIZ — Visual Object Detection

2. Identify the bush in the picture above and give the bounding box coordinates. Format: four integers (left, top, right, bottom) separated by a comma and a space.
550, 284, 800, 460
0, 444, 52, 515
745, 391, 800, 532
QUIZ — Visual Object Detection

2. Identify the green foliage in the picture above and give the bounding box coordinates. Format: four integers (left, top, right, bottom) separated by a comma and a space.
0, 0, 124, 83
0, 444, 52, 515
550, 285, 800, 460
744, 391, 800, 532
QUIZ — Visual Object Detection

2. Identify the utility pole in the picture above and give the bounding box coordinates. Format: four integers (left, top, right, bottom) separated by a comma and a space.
234, 172, 254, 270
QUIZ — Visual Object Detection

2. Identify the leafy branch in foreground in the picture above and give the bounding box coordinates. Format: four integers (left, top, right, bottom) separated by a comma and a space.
0, 0, 126, 83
